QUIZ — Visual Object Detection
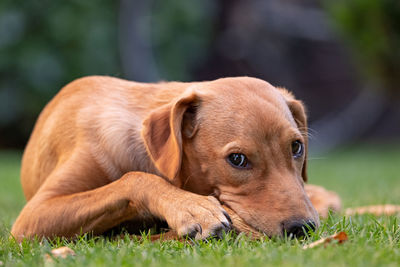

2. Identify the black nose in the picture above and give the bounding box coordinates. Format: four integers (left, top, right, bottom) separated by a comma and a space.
283, 220, 316, 237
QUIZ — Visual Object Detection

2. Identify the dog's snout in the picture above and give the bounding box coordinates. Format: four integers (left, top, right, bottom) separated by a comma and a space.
283, 220, 316, 237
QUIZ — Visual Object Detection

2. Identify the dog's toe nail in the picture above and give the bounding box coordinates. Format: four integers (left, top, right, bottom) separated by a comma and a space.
223, 210, 233, 224
222, 221, 231, 231
186, 223, 202, 239
194, 223, 202, 235
211, 224, 229, 239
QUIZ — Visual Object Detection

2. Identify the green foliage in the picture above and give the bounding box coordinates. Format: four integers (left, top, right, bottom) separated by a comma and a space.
1, 216, 399, 266
325, 0, 400, 93
151, 0, 216, 81
0, 0, 120, 142
309, 144, 400, 207
0, 151, 24, 225
1, 146, 400, 266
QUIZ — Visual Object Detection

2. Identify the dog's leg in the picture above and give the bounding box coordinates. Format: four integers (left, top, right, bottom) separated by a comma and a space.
11, 169, 230, 241
304, 184, 342, 218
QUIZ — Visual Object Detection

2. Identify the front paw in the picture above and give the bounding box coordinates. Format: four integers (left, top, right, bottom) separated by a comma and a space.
165, 195, 232, 240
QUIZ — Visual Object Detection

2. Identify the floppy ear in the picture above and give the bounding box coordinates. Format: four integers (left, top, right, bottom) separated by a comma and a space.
141, 91, 199, 182
278, 88, 309, 182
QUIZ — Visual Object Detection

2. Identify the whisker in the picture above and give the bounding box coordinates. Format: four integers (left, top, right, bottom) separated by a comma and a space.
307, 127, 318, 135
297, 126, 317, 140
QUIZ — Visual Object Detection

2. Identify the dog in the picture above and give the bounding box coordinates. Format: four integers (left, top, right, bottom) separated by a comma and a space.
11, 76, 331, 241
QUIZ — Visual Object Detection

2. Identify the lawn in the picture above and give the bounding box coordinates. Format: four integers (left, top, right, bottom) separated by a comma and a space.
0, 145, 399, 266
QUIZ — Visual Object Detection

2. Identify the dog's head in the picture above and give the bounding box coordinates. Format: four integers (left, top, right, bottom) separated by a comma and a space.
142, 77, 319, 237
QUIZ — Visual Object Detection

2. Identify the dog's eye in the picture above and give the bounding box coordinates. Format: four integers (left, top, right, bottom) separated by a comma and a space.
227, 153, 250, 169
291, 140, 304, 158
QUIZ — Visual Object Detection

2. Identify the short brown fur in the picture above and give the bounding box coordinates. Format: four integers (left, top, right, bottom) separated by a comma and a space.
12, 76, 330, 241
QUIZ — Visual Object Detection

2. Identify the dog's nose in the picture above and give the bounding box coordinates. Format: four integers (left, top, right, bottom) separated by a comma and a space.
283, 220, 316, 237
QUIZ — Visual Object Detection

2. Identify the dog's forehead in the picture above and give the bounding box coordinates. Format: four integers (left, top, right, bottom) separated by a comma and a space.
194, 78, 299, 139
196, 77, 296, 124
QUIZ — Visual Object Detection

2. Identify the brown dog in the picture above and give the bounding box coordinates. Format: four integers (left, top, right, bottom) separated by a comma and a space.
11, 76, 323, 241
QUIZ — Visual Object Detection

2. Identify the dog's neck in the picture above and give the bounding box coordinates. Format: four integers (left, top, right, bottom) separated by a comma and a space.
97, 81, 192, 182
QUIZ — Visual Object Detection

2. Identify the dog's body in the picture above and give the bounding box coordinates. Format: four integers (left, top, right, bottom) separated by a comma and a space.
12, 76, 334, 241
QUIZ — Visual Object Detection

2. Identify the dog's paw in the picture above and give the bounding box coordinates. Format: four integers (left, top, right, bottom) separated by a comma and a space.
165, 195, 232, 240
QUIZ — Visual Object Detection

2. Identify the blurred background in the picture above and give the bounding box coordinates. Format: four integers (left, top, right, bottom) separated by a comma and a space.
0, 0, 399, 152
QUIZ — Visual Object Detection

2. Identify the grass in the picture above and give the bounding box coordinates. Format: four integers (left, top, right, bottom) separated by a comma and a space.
1, 145, 400, 266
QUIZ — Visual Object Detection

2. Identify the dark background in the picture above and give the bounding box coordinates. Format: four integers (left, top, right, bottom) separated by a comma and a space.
1, 0, 399, 153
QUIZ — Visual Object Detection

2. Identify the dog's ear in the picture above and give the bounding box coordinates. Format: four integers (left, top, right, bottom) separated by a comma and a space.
278, 88, 309, 182
141, 91, 199, 182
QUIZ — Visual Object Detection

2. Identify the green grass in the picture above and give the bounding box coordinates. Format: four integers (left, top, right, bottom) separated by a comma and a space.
1, 145, 400, 266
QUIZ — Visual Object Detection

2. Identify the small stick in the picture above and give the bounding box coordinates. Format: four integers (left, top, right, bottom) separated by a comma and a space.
302, 231, 348, 249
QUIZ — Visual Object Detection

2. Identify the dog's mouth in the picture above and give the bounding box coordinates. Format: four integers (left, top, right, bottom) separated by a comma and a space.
221, 203, 266, 238
221, 204, 316, 239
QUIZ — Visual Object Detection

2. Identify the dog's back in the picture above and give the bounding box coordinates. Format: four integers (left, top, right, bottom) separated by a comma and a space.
21, 76, 189, 200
